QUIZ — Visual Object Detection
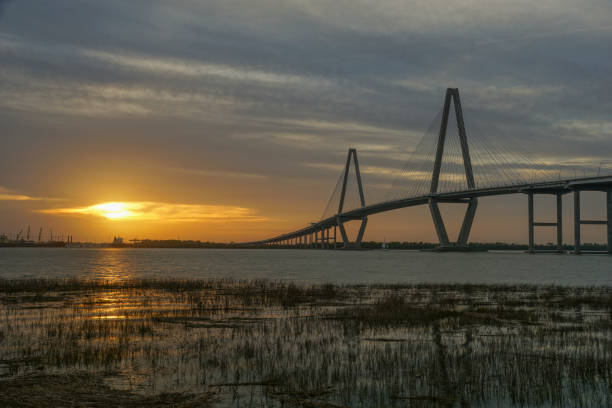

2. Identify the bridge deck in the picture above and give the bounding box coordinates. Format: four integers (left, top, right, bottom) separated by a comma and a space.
245, 175, 612, 245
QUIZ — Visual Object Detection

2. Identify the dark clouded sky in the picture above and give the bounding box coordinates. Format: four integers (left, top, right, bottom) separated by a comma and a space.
1, 0, 611, 243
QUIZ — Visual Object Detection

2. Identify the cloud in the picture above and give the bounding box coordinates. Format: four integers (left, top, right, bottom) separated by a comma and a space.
557, 119, 612, 141
39, 201, 267, 223
0, 187, 61, 202
167, 167, 268, 180
0, 193, 37, 201
0, 69, 242, 118
82, 49, 330, 88
476, 24, 612, 47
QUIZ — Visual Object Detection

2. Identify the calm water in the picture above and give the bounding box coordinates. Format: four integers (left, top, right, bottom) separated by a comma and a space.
0, 247, 611, 285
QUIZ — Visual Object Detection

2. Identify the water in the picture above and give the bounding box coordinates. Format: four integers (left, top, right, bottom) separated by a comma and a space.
1, 248, 611, 285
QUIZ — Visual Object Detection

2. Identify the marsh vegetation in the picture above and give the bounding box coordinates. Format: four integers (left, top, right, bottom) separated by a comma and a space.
1, 278, 611, 407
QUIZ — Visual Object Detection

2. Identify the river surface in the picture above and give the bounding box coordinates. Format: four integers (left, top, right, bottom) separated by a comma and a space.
1, 247, 611, 285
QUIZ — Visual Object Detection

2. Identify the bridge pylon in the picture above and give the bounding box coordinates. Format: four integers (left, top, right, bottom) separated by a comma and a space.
428, 88, 478, 250
336, 148, 368, 249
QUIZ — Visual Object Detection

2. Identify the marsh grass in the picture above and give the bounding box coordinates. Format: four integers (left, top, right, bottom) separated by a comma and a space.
0, 279, 611, 407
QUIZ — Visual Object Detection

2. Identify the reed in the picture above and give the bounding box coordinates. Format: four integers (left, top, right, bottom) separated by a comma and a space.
1, 279, 610, 407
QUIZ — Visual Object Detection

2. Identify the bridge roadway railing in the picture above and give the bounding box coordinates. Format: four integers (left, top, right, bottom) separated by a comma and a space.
242, 175, 612, 253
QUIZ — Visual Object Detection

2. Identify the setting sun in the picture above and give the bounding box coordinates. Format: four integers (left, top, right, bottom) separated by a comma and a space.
90, 202, 137, 220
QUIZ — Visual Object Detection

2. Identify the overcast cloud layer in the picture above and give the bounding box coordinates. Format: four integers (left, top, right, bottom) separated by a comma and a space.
1, 0, 611, 242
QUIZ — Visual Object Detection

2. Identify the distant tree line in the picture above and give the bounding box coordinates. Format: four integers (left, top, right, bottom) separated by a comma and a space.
119, 240, 232, 248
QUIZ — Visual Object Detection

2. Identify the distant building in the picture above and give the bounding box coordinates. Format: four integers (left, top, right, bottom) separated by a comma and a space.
112, 236, 124, 245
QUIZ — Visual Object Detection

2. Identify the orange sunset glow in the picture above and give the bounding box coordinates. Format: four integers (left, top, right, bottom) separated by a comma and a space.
41, 201, 264, 222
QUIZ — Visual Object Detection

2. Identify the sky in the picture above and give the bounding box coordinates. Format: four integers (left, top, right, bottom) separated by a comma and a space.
1, 0, 611, 243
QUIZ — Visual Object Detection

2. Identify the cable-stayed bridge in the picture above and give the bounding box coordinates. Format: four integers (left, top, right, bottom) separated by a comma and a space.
244, 88, 612, 254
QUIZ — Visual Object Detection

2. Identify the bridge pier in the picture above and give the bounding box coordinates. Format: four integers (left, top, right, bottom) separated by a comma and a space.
608, 190, 612, 253
428, 199, 449, 247
528, 192, 534, 251
574, 191, 581, 254
573, 189, 611, 254
557, 193, 563, 251
324, 228, 328, 248
334, 225, 336, 249
321, 229, 325, 249
336, 216, 368, 249
427, 197, 478, 250
526, 191, 564, 253
458, 198, 478, 246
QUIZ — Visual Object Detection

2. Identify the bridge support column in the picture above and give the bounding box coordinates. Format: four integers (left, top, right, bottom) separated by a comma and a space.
574, 190, 581, 254
557, 193, 563, 251
607, 191, 612, 254
428, 199, 449, 247
428, 197, 477, 250
458, 198, 478, 246
322, 229, 326, 249
333, 226, 337, 249
337, 216, 368, 249
571, 189, 611, 254
528, 192, 535, 252
525, 191, 565, 253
